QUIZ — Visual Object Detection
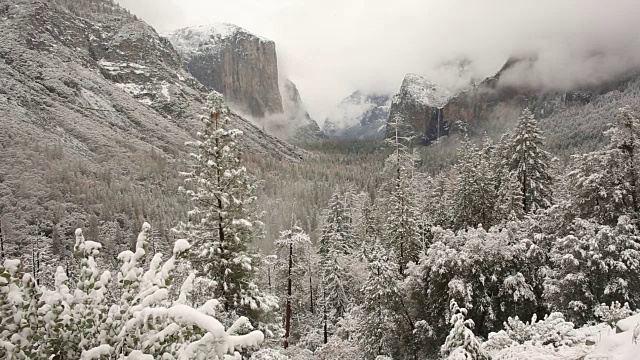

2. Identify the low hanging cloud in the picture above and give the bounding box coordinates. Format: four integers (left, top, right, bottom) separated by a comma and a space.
117, 0, 640, 119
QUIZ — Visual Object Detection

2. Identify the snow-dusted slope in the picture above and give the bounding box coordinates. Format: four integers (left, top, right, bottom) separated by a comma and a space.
0, 0, 304, 174
323, 91, 391, 140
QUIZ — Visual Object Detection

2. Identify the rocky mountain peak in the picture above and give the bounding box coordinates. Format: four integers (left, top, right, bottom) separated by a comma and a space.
398, 74, 452, 109
385, 74, 456, 143
167, 23, 269, 56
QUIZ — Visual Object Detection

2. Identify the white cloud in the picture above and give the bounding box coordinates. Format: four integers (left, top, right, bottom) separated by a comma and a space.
117, 0, 640, 120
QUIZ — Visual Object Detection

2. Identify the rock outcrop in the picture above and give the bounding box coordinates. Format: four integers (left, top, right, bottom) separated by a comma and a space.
280, 79, 325, 141
324, 91, 391, 140
167, 24, 284, 119
385, 74, 453, 143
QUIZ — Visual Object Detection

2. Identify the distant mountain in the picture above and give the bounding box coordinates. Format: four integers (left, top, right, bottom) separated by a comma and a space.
323, 91, 391, 140
167, 24, 323, 141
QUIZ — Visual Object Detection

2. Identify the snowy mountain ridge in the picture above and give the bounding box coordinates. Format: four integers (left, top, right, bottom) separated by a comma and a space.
166, 23, 271, 57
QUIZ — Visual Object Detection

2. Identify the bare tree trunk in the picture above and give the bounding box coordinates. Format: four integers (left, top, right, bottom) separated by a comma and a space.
267, 265, 271, 289
323, 286, 328, 344
309, 254, 315, 314
0, 217, 5, 261
284, 243, 293, 349
213, 111, 228, 311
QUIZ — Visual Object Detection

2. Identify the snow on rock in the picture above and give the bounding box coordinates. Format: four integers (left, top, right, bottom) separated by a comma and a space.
161, 81, 171, 101
124, 351, 154, 360
173, 239, 191, 255
3, 259, 21, 275
167, 22, 286, 120
385, 73, 459, 143
166, 23, 270, 56
585, 329, 638, 360
250, 348, 290, 360
400, 73, 452, 108
584, 314, 640, 360
98, 60, 149, 76
81, 344, 113, 360
616, 313, 640, 333
494, 344, 567, 360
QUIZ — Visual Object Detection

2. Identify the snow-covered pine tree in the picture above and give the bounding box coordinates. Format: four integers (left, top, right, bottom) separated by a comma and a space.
274, 221, 312, 348
544, 216, 640, 324
317, 191, 356, 343
441, 300, 488, 360
477, 135, 500, 226
356, 240, 401, 359
350, 191, 381, 257
320, 190, 354, 256
452, 136, 497, 229
611, 106, 640, 214
424, 169, 455, 229
490, 133, 525, 223
382, 111, 425, 273
0, 223, 266, 359
564, 107, 640, 224
380, 148, 421, 276
174, 92, 276, 321
507, 108, 553, 214
452, 137, 479, 229
319, 250, 349, 342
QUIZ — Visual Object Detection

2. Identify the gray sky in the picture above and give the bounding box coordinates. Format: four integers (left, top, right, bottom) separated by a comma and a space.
117, 0, 640, 120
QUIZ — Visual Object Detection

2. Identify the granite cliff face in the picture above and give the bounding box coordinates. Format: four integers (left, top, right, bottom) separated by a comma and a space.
324, 91, 391, 140
167, 24, 284, 119
385, 74, 453, 143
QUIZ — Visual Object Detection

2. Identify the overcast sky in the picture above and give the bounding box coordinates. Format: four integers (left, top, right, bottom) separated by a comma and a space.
117, 0, 640, 120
